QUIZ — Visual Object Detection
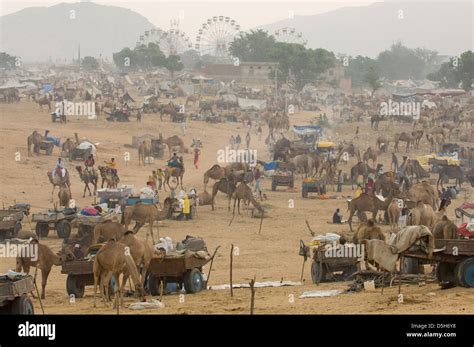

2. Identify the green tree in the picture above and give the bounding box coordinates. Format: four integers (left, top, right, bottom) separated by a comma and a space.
427, 51, 474, 90
229, 29, 276, 62
165, 55, 184, 79
113, 43, 166, 71
344, 55, 378, 87
81, 56, 99, 70
457, 50, 474, 90
365, 64, 382, 95
0, 52, 17, 69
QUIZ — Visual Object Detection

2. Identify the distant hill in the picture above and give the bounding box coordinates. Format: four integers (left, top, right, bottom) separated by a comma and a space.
0, 2, 156, 62
260, 1, 473, 57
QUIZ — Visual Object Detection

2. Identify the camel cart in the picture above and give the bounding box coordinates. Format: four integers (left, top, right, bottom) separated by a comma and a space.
0, 209, 24, 241
35, 140, 55, 155
299, 240, 359, 284
32, 207, 76, 239
75, 208, 121, 237
0, 275, 35, 314
147, 249, 218, 295
271, 162, 295, 191
401, 239, 474, 288
302, 179, 326, 198
61, 246, 115, 298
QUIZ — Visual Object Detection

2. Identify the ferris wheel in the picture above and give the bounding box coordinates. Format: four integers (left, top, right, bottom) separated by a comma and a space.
136, 26, 193, 56
273, 27, 307, 45
195, 16, 243, 60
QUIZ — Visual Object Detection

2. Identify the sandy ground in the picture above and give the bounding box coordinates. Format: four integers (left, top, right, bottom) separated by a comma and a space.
0, 97, 473, 314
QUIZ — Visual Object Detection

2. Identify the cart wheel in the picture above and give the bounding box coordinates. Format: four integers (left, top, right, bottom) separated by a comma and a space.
147, 274, 163, 296
311, 261, 326, 284
271, 179, 277, 191
56, 220, 71, 239
436, 262, 457, 287
35, 223, 49, 238
400, 257, 420, 275
66, 275, 85, 298
10, 294, 35, 315
183, 268, 203, 293
456, 258, 474, 288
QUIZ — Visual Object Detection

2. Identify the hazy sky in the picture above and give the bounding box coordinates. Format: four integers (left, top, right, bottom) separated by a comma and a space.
0, 0, 377, 40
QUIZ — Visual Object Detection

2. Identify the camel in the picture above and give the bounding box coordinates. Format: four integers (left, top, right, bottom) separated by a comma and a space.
33, 95, 51, 111
212, 178, 237, 211
185, 93, 201, 107
62, 138, 76, 156
60, 232, 94, 261
92, 221, 125, 244
350, 162, 376, 189
403, 181, 439, 210
119, 231, 154, 287
411, 130, 424, 149
347, 191, 395, 232
98, 166, 119, 189
163, 161, 184, 190
16, 240, 62, 299
407, 201, 436, 229
426, 133, 444, 152
123, 198, 179, 243
374, 172, 399, 197
337, 143, 361, 163
291, 154, 312, 177
76, 166, 98, 197
437, 165, 465, 189
27, 130, 44, 156
362, 147, 378, 167
161, 134, 185, 156
318, 160, 337, 177
232, 182, 263, 215
47, 170, 70, 202
387, 199, 401, 232
433, 216, 459, 240
203, 164, 226, 189
353, 220, 385, 243
394, 132, 415, 152
138, 140, 152, 166
58, 185, 71, 207
197, 190, 212, 206
376, 136, 390, 152
93, 239, 145, 308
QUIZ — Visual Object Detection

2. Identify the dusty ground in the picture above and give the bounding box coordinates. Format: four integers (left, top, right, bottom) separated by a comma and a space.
0, 97, 473, 314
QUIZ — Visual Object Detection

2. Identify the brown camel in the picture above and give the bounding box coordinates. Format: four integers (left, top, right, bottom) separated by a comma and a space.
387, 199, 401, 232
47, 170, 70, 202
76, 166, 98, 197
123, 198, 179, 244
98, 166, 119, 189
185, 93, 201, 107
203, 163, 248, 189
347, 191, 395, 232
437, 165, 465, 189
161, 134, 185, 156
394, 132, 415, 152
16, 240, 62, 299
163, 162, 185, 190
374, 172, 399, 197
375, 136, 390, 152
119, 231, 154, 286
58, 185, 71, 207
62, 138, 76, 155
33, 95, 51, 111
93, 239, 145, 308
92, 221, 125, 244
433, 215, 459, 240
197, 190, 212, 206
138, 140, 152, 166
353, 220, 385, 243
407, 201, 436, 229
350, 162, 376, 189
27, 130, 44, 156
337, 143, 361, 163
212, 177, 237, 211
362, 147, 378, 167
403, 182, 439, 210
232, 182, 263, 215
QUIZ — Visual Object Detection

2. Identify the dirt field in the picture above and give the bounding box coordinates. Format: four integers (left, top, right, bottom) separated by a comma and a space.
1, 98, 473, 314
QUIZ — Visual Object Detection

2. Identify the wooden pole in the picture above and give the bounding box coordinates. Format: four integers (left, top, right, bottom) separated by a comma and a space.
230, 244, 234, 297
249, 276, 256, 315
258, 210, 264, 234
300, 258, 306, 281
206, 246, 221, 286
381, 271, 385, 295
160, 280, 164, 302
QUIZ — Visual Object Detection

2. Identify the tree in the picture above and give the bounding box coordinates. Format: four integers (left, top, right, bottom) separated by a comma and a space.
0, 52, 17, 70
113, 43, 166, 71
229, 29, 276, 62
344, 55, 378, 87
457, 50, 474, 90
81, 56, 99, 70
180, 49, 201, 69
427, 51, 474, 90
165, 55, 184, 79
365, 64, 382, 95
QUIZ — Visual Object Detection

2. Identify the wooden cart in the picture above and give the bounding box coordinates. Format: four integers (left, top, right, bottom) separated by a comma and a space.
0, 209, 24, 241
75, 209, 121, 237
147, 252, 215, 295
302, 179, 326, 198
32, 208, 76, 239
271, 163, 294, 191
0, 276, 35, 314
401, 239, 474, 288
